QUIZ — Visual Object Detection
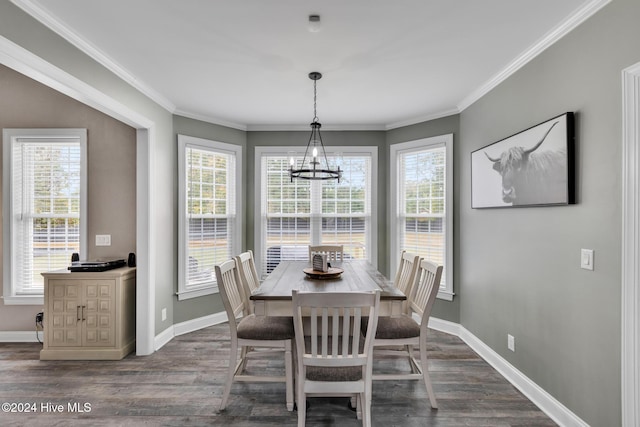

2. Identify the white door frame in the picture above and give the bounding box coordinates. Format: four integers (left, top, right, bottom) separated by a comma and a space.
0, 36, 156, 355
622, 62, 640, 427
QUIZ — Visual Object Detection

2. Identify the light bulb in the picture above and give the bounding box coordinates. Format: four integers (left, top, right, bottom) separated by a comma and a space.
312, 147, 318, 158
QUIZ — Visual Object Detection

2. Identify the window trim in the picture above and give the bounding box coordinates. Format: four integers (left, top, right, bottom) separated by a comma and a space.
390, 134, 454, 301
2, 128, 88, 305
254, 146, 378, 276
177, 134, 242, 300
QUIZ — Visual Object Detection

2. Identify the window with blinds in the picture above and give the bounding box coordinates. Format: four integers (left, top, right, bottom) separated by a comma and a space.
3, 129, 87, 303
178, 135, 241, 300
257, 147, 376, 276
391, 135, 454, 300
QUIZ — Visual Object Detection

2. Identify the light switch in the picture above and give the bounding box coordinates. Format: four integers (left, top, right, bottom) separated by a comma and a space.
580, 249, 594, 271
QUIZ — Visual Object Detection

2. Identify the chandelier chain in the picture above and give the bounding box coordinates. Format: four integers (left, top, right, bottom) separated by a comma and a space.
313, 78, 318, 122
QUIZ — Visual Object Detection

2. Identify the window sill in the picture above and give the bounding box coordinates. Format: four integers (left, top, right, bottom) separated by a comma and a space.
176, 286, 219, 301
2, 295, 44, 306
437, 290, 455, 302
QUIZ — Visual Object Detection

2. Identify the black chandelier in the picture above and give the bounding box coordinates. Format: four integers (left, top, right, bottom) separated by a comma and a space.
288, 72, 342, 182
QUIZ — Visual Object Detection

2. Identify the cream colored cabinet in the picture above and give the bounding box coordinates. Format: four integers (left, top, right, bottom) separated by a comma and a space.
40, 267, 136, 360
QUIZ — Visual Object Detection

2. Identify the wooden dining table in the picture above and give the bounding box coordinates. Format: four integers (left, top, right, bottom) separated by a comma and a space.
250, 260, 406, 316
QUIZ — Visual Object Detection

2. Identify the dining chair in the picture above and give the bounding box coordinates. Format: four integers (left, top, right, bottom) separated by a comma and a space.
308, 244, 344, 262
292, 289, 381, 427
215, 258, 294, 411
393, 251, 422, 314
235, 250, 260, 314
366, 259, 443, 409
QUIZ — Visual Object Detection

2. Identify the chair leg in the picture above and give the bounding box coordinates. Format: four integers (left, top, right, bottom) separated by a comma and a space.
420, 336, 438, 409
285, 340, 294, 411
297, 368, 306, 427
363, 391, 372, 427
297, 395, 306, 427
238, 346, 249, 373
407, 344, 420, 373
220, 339, 238, 411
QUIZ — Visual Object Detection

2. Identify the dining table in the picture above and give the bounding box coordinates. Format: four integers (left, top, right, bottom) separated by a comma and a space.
250, 260, 406, 317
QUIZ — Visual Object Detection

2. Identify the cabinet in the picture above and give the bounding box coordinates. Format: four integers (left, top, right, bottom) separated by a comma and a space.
40, 267, 136, 360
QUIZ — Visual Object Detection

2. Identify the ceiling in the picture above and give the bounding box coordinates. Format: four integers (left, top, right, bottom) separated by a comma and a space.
16, 0, 598, 130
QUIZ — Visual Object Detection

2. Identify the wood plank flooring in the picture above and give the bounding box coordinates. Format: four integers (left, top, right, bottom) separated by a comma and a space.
0, 325, 556, 426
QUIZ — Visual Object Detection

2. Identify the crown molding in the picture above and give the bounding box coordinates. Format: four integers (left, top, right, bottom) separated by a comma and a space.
385, 107, 461, 130
174, 109, 247, 131
12, 0, 612, 132
11, 0, 176, 113
457, 0, 611, 112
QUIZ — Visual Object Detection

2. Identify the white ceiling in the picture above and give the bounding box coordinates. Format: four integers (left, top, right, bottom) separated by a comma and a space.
16, 0, 600, 130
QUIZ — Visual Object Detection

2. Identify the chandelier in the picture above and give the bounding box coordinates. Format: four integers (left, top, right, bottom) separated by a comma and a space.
288, 72, 342, 182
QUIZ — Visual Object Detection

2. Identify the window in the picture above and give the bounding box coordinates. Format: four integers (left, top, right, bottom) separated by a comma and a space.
256, 147, 377, 276
177, 135, 241, 300
2, 129, 87, 305
390, 134, 454, 300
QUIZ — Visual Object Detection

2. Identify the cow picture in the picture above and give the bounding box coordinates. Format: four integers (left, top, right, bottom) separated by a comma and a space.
471, 113, 574, 208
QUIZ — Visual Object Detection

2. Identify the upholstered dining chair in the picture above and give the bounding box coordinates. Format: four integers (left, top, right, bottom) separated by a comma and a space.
292, 289, 381, 427
308, 245, 344, 262
366, 259, 443, 409
215, 258, 294, 411
235, 250, 260, 314
392, 251, 422, 314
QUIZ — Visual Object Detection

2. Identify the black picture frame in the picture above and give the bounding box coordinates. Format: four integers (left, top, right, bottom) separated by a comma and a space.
471, 112, 575, 208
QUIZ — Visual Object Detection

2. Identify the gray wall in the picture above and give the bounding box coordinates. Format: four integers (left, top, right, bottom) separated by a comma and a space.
0, 64, 137, 331
172, 115, 246, 323
455, 0, 638, 424
387, 115, 461, 323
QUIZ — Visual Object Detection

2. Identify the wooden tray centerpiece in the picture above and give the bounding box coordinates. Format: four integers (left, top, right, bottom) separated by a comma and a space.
303, 267, 344, 280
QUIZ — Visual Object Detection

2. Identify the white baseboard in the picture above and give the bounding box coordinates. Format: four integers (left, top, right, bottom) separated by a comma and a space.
428, 316, 462, 336
174, 312, 228, 336
0, 330, 42, 342
450, 321, 588, 427
153, 325, 174, 351
154, 311, 228, 351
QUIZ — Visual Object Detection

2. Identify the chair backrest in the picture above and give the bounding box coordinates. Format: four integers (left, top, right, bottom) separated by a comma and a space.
409, 259, 443, 328
308, 245, 344, 262
235, 250, 260, 309
393, 251, 422, 301
215, 259, 248, 334
292, 290, 380, 370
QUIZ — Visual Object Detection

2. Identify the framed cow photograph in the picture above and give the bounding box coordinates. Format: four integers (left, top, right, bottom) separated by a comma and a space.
471, 112, 575, 208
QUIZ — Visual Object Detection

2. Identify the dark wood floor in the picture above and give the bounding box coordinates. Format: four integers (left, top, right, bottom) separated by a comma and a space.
0, 324, 556, 426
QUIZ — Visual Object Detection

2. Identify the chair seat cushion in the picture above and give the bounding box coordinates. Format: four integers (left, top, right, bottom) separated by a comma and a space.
237, 315, 294, 340
306, 365, 362, 382
363, 315, 420, 339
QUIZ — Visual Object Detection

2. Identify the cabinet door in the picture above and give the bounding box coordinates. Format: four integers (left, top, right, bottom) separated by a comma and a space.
82, 280, 116, 347
48, 281, 83, 347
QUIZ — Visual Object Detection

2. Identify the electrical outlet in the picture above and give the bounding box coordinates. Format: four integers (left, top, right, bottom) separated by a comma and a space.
508, 334, 515, 352
95, 234, 111, 246
161, 308, 167, 321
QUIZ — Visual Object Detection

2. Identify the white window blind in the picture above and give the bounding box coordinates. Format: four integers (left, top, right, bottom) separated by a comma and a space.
257, 147, 376, 276
399, 146, 446, 277
320, 156, 371, 260
391, 135, 453, 300
178, 135, 241, 300
3, 129, 87, 303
